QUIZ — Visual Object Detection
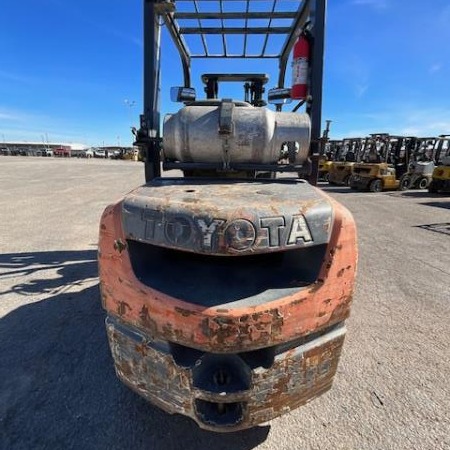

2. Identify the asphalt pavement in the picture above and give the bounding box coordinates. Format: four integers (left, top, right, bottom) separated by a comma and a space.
1, 157, 449, 450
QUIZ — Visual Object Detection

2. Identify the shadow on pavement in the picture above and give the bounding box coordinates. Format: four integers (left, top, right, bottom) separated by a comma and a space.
0, 250, 98, 297
386, 190, 443, 199
383, 191, 449, 208
414, 223, 450, 236
0, 251, 270, 450
419, 201, 450, 210
319, 185, 355, 194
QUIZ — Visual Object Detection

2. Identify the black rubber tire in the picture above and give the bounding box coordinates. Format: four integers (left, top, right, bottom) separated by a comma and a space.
399, 175, 411, 191
324, 172, 330, 183
344, 175, 351, 186
418, 177, 429, 189
369, 179, 382, 193
428, 181, 438, 194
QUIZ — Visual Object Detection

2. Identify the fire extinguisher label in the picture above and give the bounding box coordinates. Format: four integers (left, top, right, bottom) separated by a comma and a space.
292, 58, 308, 84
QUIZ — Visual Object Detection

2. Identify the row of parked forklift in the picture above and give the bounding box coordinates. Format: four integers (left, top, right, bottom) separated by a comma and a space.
318, 134, 450, 193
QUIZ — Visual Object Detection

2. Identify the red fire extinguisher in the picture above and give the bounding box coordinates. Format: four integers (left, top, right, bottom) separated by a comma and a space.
291, 33, 310, 100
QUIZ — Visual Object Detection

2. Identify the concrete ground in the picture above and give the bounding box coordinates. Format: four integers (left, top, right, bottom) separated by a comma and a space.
1, 157, 449, 450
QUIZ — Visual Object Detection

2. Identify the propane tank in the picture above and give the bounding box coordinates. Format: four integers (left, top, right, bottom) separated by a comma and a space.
291, 33, 310, 100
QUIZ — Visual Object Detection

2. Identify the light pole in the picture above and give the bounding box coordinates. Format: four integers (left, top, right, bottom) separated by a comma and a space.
124, 99, 136, 147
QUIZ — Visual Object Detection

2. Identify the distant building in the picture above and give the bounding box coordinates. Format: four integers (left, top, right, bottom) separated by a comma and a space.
0, 141, 136, 158
0, 141, 88, 157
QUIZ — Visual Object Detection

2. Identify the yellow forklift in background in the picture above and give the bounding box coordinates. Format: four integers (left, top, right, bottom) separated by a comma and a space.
429, 135, 450, 193
399, 137, 437, 190
317, 120, 336, 181
328, 138, 365, 186
318, 155, 334, 181
350, 135, 415, 192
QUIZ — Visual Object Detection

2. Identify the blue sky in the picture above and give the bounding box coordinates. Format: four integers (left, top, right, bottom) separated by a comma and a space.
1, 0, 449, 146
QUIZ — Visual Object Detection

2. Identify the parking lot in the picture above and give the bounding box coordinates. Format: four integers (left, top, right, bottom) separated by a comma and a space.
1, 157, 449, 450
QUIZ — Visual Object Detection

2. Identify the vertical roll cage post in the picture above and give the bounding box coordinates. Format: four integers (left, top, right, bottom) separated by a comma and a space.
137, 0, 327, 185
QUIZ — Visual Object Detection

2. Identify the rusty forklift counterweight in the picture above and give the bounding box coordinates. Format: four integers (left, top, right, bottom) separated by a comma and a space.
98, 0, 358, 432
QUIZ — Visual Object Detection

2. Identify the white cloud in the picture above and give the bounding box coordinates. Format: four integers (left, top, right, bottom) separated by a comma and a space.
0, 128, 88, 144
355, 83, 369, 98
352, 0, 389, 10
331, 106, 450, 139
0, 112, 20, 121
0, 106, 89, 143
398, 126, 421, 136
429, 63, 442, 74
0, 70, 109, 93
0, 70, 36, 85
0, 107, 33, 123
46, 0, 142, 48
333, 53, 371, 98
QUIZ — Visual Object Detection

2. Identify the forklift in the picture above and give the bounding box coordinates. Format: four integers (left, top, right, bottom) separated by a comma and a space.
350, 134, 415, 192
325, 139, 343, 160
317, 120, 334, 181
399, 137, 437, 190
318, 140, 341, 181
328, 137, 364, 186
429, 135, 450, 193
98, 0, 357, 432
318, 157, 333, 183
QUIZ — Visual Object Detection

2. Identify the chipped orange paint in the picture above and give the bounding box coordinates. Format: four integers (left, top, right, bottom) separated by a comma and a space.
98, 194, 357, 354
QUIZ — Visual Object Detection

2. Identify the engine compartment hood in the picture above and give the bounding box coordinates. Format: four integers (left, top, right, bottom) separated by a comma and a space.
121, 178, 333, 256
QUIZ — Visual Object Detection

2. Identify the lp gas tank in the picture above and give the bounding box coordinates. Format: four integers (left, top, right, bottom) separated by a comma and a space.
163, 102, 311, 165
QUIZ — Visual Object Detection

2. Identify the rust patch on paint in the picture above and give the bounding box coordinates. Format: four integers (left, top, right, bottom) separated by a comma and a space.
309, 279, 324, 293
201, 309, 284, 347
139, 305, 157, 335
292, 297, 307, 306
329, 296, 352, 323
175, 307, 195, 317
117, 301, 131, 316
114, 239, 127, 253
135, 342, 149, 357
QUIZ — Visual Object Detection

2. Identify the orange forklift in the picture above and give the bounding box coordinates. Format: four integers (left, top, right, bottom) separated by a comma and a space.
98, 0, 357, 432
